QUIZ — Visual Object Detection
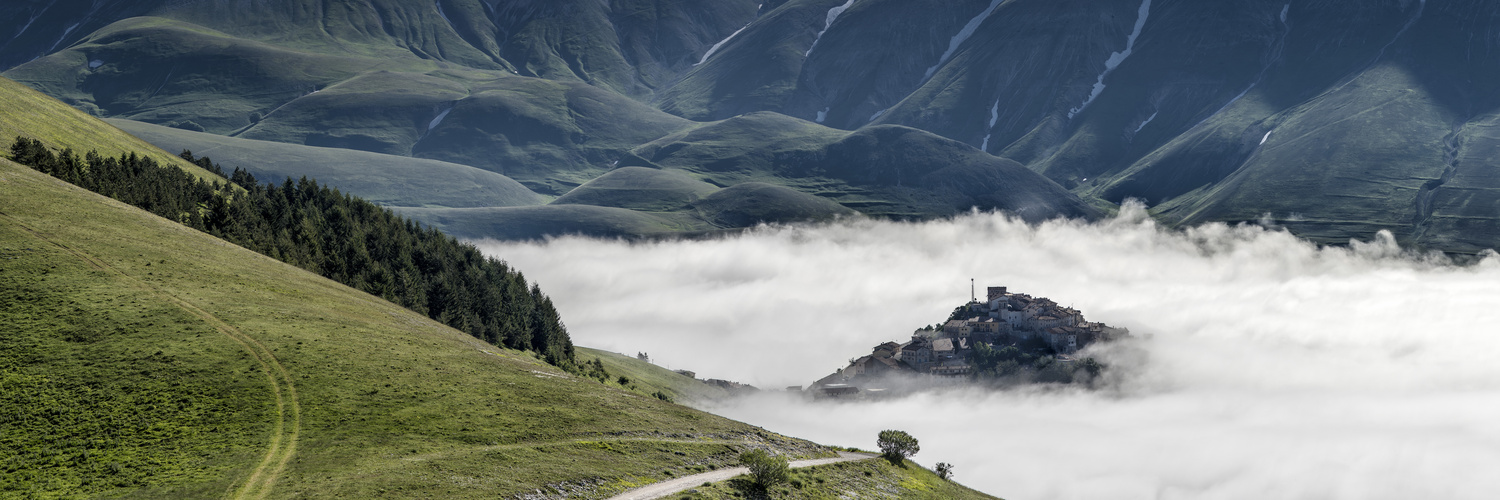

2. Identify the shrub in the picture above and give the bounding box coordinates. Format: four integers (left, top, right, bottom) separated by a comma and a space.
935, 462, 954, 480
876, 430, 919, 463
738, 449, 789, 489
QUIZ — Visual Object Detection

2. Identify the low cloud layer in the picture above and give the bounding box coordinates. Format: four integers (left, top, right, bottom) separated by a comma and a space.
478, 205, 1500, 499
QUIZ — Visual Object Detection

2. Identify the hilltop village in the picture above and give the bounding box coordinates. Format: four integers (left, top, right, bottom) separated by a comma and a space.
812, 286, 1129, 395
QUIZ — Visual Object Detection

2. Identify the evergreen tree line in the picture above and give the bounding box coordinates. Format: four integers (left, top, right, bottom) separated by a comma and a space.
10, 137, 575, 366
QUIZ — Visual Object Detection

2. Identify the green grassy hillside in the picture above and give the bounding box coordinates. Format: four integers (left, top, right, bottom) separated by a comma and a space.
107, 118, 546, 209
0, 155, 835, 498
395, 204, 700, 240
691, 182, 858, 227
4, 17, 381, 134
552, 167, 720, 212
576, 348, 734, 404
0, 76, 219, 182
631, 113, 1101, 221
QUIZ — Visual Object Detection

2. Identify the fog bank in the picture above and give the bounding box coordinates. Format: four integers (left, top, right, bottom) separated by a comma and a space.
477, 205, 1500, 499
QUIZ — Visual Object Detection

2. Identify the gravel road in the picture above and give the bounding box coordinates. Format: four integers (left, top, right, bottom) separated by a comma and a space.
605, 451, 877, 500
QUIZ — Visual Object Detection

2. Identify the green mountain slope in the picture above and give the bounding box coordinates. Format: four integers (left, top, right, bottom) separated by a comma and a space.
5, 17, 380, 134
394, 204, 698, 240
0, 70, 825, 497
551, 166, 719, 212
575, 347, 735, 404
0, 76, 218, 182
1, 154, 832, 498
629, 113, 1101, 221
0, 107, 997, 500
106, 118, 545, 209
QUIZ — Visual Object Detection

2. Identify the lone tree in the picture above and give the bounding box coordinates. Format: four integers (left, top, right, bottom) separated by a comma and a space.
935, 462, 954, 480
877, 429, 920, 464
739, 449, 789, 489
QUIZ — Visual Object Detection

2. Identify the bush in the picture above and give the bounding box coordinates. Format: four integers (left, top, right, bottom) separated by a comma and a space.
876, 430, 919, 463
738, 449, 789, 489
935, 462, 953, 480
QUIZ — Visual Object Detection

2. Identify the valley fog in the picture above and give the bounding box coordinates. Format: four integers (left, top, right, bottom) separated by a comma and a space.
478, 204, 1500, 499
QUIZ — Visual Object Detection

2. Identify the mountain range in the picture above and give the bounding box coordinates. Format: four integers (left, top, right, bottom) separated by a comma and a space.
4, 0, 1497, 252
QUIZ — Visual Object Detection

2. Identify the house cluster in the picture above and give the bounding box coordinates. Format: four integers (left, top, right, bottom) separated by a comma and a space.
813, 286, 1127, 391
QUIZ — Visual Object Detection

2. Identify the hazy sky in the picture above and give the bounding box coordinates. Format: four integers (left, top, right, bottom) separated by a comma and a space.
478, 204, 1500, 499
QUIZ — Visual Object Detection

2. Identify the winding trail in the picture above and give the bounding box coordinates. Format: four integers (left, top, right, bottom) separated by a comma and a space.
0, 211, 301, 500
606, 452, 877, 500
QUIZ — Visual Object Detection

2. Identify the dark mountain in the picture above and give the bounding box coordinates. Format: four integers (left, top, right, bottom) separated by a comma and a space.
4, 0, 1498, 251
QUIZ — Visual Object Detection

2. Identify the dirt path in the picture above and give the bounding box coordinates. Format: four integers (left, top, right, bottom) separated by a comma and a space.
1, 212, 301, 500
605, 452, 877, 500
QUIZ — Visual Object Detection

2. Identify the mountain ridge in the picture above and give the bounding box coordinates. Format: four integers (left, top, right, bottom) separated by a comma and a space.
5, 0, 1500, 251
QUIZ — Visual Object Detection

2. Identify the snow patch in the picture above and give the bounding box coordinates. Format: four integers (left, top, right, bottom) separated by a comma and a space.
1260, 130, 1272, 145
88, 59, 102, 69
924, 0, 1004, 80
868, 108, 887, 122
46, 0, 103, 54
806, 0, 856, 57
428, 105, 453, 132
1134, 110, 1157, 134
697, 22, 752, 66
48, 23, 81, 53
1280, 4, 1289, 23
1068, 0, 1151, 119
815, 107, 830, 123
979, 99, 1000, 152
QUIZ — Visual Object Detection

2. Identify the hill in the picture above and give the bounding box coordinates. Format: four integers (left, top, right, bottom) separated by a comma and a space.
575, 348, 736, 405
0, 150, 832, 498
0, 89, 998, 497
628, 113, 1100, 221
0, 76, 219, 182
106, 118, 545, 210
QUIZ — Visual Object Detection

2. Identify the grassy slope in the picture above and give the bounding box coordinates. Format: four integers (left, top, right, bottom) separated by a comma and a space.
1148, 63, 1451, 246
0, 76, 220, 183
690, 182, 858, 228
3, 17, 385, 134
552, 167, 720, 212
678, 458, 998, 500
106, 118, 546, 209
393, 204, 702, 241
631, 113, 1100, 221
576, 347, 733, 405
0, 159, 836, 498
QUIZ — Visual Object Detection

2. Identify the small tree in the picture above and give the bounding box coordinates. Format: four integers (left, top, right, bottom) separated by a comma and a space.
935, 462, 954, 480
739, 449, 789, 489
877, 430, 919, 463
